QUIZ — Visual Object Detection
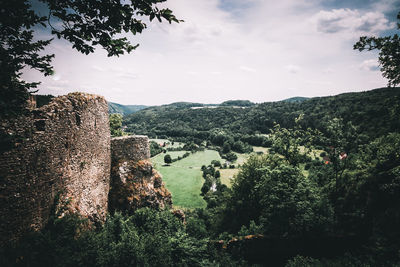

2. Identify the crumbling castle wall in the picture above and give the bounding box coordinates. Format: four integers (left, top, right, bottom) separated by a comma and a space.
0, 93, 111, 244
109, 136, 172, 213
111, 135, 150, 164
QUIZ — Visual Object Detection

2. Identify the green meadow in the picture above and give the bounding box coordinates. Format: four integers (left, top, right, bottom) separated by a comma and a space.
149, 139, 184, 149
219, 168, 237, 186
151, 148, 281, 208
252, 146, 270, 154
151, 150, 223, 209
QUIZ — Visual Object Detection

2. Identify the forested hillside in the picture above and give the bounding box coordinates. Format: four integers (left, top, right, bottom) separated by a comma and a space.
124, 87, 400, 144
108, 102, 147, 115
281, 96, 309, 103
124, 87, 400, 265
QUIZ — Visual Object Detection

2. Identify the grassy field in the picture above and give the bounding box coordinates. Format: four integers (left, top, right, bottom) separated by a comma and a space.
151, 150, 223, 209
150, 139, 184, 149
219, 152, 249, 187
173, 150, 221, 169
253, 146, 270, 154
153, 151, 188, 163
219, 168, 238, 187
234, 152, 249, 165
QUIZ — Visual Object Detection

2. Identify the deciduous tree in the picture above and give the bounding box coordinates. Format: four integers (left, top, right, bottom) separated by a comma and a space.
0, 0, 181, 116
164, 154, 172, 164
109, 113, 123, 136
354, 11, 400, 86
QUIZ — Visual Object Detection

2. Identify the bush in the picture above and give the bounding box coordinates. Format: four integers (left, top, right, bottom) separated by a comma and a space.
150, 141, 163, 157
109, 114, 124, 137
164, 154, 172, 164
222, 143, 231, 154
304, 162, 311, 170
0, 209, 222, 267
201, 179, 212, 195
285, 255, 321, 267
224, 152, 238, 162
211, 160, 221, 167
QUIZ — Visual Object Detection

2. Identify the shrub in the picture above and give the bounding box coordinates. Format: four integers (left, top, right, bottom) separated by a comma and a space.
164, 154, 172, 164
211, 160, 221, 167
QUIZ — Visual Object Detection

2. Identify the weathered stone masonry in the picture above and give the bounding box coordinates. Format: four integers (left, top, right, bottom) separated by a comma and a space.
111, 135, 150, 164
0, 93, 172, 246
0, 93, 111, 244
109, 136, 172, 214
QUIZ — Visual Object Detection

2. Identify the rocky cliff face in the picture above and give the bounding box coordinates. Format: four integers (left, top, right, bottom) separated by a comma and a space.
108, 136, 172, 214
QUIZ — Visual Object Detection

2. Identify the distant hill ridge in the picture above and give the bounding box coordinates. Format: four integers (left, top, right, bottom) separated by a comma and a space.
108, 102, 147, 115
281, 96, 309, 103
123, 87, 400, 142
220, 100, 255, 106
108, 99, 258, 115
110, 98, 309, 114
109, 98, 311, 115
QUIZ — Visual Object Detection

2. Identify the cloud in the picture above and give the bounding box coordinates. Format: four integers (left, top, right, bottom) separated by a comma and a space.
314, 8, 395, 35
211, 71, 222, 75
323, 68, 334, 74
360, 59, 380, 71
46, 86, 65, 91
116, 72, 138, 80
92, 65, 106, 72
186, 71, 199, 75
24, 0, 394, 105
286, 65, 300, 74
239, 66, 256, 72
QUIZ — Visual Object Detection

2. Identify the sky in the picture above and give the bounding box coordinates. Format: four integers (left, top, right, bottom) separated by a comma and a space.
23, 0, 399, 105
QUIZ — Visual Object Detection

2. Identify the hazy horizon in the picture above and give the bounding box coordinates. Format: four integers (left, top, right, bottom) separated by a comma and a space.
24, 0, 399, 105
105, 86, 392, 106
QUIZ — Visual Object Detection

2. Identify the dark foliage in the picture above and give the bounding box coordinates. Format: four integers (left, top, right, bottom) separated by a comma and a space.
354, 11, 400, 87
164, 154, 172, 164
220, 100, 255, 107
0, 0, 53, 117
0, 208, 243, 267
124, 87, 400, 153
0, 0, 180, 117
150, 141, 164, 157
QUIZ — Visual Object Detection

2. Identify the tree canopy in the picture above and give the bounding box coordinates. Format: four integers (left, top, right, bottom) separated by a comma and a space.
109, 113, 124, 136
164, 154, 172, 164
354, 11, 400, 87
0, 0, 181, 117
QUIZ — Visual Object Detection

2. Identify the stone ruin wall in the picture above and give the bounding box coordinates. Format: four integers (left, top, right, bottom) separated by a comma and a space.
111, 135, 150, 164
0, 93, 111, 245
0, 94, 172, 246
109, 136, 172, 213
